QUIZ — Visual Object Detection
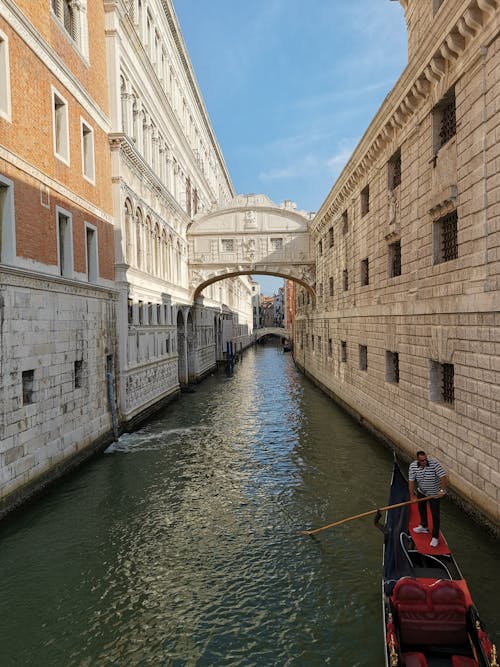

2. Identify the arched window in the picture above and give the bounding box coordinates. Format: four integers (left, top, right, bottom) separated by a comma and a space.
136, 207, 143, 270
153, 223, 160, 276
145, 216, 152, 273
161, 230, 167, 279
124, 198, 133, 264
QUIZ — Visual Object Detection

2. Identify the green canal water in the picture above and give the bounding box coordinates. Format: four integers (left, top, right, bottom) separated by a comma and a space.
1, 344, 498, 666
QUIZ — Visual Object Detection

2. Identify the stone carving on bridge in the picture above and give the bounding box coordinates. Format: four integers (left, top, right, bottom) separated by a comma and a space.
244, 210, 257, 230
187, 194, 316, 298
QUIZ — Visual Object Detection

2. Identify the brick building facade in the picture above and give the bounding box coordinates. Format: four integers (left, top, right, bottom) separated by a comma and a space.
0, 0, 117, 515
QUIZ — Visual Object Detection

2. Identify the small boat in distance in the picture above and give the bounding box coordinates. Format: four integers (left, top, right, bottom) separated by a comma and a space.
380, 459, 497, 667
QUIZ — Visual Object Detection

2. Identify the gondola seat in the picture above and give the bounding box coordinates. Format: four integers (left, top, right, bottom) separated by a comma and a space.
392, 579, 468, 645
402, 652, 428, 666
451, 657, 478, 667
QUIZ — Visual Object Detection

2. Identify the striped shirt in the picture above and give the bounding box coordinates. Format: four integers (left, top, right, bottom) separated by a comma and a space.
408, 457, 447, 496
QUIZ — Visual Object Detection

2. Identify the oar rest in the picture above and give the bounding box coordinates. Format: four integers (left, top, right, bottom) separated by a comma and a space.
392, 578, 468, 646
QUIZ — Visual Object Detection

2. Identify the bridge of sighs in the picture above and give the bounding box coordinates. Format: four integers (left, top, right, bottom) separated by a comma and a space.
187, 194, 316, 299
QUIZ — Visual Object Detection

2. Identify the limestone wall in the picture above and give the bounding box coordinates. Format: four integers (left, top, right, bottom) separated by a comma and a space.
0, 268, 118, 514
300, 0, 500, 529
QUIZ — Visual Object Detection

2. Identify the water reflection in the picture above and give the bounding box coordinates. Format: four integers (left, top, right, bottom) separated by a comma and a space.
0, 345, 497, 666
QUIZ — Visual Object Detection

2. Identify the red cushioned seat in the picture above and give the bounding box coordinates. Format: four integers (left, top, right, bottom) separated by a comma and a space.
451, 656, 478, 667
403, 651, 428, 667
393, 579, 468, 646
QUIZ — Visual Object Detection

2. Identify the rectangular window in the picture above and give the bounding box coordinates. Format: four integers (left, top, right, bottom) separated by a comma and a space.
388, 148, 401, 190
360, 258, 369, 286
221, 239, 234, 252
318, 239, 323, 256
329, 277, 334, 296
388, 240, 401, 277
0, 175, 16, 264
430, 361, 454, 405
312, 334, 315, 351
0, 30, 12, 122
359, 345, 367, 371
361, 185, 370, 216
270, 237, 283, 251
343, 269, 349, 291
81, 119, 95, 183
341, 340, 347, 363
74, 360, 83, 388
52, 88, 70, 164
22, 369, 34, 405
433, 88, 456, 154
434, 210, 458, 264
128, 298, 133, 324
342, 210, 348, 235
386, 351, 400, 383
85, 224, 98, 282
328, 338, 333, 356
57, 208, 73, 277
328, 227, 334, 248
166, 337, 170, 354
138, 300, 144, 324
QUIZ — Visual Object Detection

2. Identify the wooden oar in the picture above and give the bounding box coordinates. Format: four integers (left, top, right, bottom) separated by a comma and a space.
301, 494, 442, 536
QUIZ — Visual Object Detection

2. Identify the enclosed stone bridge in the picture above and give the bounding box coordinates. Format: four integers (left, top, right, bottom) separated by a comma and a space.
254, 327, 291, 341
187, 194, 316, 298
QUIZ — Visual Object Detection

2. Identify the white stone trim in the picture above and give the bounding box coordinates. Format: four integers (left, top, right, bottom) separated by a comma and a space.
84, 221, 99, 283
0, 27, 12, 122
51, 85, 70, 166
0, 172, 16, 263
55, 204, 74, 278
80, 116, 96, 185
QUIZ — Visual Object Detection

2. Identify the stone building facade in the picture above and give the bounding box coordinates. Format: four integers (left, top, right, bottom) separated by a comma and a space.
104, 0, 254, 427
0, 0, 117, 514
295, 0, 500, 529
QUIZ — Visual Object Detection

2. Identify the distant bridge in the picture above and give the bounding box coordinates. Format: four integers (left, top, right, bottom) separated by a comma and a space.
254, 327, 291, 341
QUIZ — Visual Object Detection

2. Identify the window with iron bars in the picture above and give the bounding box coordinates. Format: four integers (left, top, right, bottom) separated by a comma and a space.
360, 258, 369, 286
329, 276, 334, 296
385, 351, 399, 384
430, 361, 454, 405
340, 340, 347, 362
433, 88, 456, 153
342, 210, 348, 235
388, 240, 401, 278
388, 148, 401, 190
434, 210, 458, 264
361, 185, 370, 216
343, 269, 349, 291
328, 227, 334, 248
359, 345, 367, 371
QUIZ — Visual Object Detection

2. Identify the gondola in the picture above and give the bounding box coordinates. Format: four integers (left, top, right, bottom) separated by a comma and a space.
380, 459, 497, 667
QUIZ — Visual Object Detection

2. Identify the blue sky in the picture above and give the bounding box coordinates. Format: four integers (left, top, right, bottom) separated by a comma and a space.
173, 1, 408, 295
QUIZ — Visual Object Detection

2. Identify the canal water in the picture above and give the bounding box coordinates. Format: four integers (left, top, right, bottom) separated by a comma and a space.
1, 345, 498, 666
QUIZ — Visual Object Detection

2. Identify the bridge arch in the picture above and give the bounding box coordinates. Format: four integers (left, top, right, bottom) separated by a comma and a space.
188, 194, 316, 300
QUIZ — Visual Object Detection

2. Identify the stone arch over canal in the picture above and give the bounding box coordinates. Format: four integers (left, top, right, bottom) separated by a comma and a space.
187, 194, 316, 299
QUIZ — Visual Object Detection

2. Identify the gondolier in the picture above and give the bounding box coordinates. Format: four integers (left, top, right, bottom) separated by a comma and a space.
408, 451, 448, 548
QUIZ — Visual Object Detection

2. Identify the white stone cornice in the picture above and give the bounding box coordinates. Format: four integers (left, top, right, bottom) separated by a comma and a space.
0, 145, 113, 224
0, 0, 111, 132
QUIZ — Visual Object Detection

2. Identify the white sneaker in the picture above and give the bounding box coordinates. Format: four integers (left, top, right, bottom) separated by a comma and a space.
430, 537, 439, 547
413, 525, 429, 534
